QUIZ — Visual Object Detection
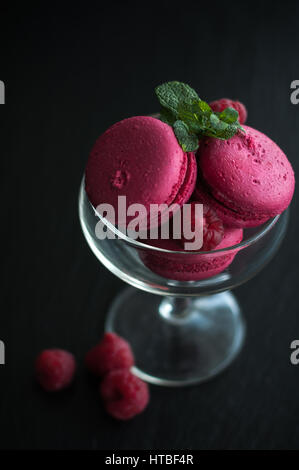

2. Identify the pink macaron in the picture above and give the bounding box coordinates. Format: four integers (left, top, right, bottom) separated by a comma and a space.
85, 116, 197, 227
194, 125, 295, 228
140, 227, 243, 281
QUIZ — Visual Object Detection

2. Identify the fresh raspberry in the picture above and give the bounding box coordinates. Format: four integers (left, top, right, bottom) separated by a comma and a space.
85, 333, 134, 377
100, 369, 149, 420
202, 204, 224, 250
180, 202, 224, 251
35, 349, 76, 392
209, 98, 247, 124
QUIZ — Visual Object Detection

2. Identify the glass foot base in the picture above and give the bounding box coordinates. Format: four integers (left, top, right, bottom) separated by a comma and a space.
105, 287, 245, 387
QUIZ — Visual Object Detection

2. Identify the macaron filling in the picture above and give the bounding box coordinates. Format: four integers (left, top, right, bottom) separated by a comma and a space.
171, 152, 197, 206
148, 151, 197, 229
162, 152, 188, 207
195, 173, 271, 223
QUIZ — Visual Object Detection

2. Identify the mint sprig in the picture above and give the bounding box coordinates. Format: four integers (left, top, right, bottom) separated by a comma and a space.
155, 81, 245, 152
173, 121, 199, 152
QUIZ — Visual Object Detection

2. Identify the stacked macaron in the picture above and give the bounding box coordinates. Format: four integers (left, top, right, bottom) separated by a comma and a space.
85, 116, 197, 228
139, 227, 243, 281
85, 82, 295, 281
194, 125, 294, 228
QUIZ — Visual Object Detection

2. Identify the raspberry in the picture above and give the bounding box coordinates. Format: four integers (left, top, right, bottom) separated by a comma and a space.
35, 349, 76, 391
85, 332, 134, 377
180, 202, 224, 251
202, 204, 224, 250
209, 98, 247, 124
100, 369, 149, 420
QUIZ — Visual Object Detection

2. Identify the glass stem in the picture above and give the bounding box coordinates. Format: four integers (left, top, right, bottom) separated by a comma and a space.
158, 297, 194, 324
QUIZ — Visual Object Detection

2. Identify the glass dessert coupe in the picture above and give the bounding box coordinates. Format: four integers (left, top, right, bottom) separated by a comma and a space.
79, 179, 289, 386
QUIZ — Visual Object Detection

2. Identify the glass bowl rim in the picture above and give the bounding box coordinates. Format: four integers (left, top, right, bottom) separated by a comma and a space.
80, 177, 281, 256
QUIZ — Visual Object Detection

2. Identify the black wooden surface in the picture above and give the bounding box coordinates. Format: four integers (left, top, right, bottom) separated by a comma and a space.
1, 2, 299, 450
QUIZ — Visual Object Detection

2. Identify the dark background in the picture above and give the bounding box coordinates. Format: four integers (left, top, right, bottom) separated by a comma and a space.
1, 1, 299, 450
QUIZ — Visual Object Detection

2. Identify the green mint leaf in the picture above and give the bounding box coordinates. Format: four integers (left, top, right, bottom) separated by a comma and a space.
155, 81, 199, 117
219, 107, 239, 124
197, 99, 212, 114
209, 114, 229, 132
173, 120, 199, 152
212, 123, 241, 140
159, 107, 176, 126
154, 81, 246, 150
177, 102, 203, 133
177, 99, 213, 133
236, 121, 246, 133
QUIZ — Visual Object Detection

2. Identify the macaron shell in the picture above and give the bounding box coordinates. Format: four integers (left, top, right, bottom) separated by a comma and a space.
172, 152, 197, 206
140, 227, 243, 281
193, 179, 270, 228
85, 116, 192, 226
197, 125, 295, 226
150, 151, 197, 228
